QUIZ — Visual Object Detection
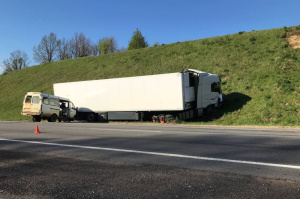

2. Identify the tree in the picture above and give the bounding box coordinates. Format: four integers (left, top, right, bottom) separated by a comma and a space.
98, 38, 108, 55
128, 28, 148, 50
33, 32, 60, 64
57, 38, 72, 60
2, 50, 30, 73
69, 32, 93, 58
91, 43, 99, 56
117, 46, 127, 52
98, 36, 118, 55
152, 42, 160, 47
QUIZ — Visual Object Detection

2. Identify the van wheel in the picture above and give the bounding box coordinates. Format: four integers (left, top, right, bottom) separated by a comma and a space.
32, 116, 41, 122
48, 114, 57, 122
72, 115, 77, 121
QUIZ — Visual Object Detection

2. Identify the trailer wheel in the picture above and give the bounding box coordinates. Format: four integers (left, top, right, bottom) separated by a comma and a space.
87, 113, 96, 122
140, 112, 144, 121
48, 114, 57, 122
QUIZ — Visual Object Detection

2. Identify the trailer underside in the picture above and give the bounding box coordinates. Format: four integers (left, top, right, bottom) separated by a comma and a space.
76, 108, 206, 123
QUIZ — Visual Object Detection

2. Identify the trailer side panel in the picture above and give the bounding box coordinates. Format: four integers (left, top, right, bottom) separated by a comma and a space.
54, 73, 187, 112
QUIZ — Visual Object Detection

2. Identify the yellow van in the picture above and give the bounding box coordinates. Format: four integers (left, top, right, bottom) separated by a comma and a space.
21, 92, 76, 122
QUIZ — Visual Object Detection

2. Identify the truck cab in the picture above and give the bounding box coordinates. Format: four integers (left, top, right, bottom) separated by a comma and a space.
21, 92, 76, 122
183, 69, 223, 117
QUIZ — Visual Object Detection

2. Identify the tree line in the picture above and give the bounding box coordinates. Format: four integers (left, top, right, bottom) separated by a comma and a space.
1, 29, 148, 74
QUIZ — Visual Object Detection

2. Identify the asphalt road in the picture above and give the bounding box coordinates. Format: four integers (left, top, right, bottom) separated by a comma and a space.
1, 121, 300, 198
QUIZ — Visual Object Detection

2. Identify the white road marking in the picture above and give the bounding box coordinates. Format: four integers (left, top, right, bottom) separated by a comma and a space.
90, 128, 161, 133
1, 138, 300, 170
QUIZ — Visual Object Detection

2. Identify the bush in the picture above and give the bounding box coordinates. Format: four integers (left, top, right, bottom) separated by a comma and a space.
264, 94, 271, 99
278, 79, 294, 92
249, 37, 257, 43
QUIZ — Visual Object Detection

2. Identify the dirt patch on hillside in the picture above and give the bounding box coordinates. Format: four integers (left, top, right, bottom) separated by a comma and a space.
287, 35, 300, 49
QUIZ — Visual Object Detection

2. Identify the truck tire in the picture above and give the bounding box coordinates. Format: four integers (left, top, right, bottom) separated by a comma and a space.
87, 113, 96, 122
139, 112, 144, 121
48, 114, 57, 122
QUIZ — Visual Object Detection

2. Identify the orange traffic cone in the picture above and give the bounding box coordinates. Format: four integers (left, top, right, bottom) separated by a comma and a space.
34, 125, 40, 134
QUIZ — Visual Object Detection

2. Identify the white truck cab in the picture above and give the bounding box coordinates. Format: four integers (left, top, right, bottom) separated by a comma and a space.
21, 92, 76, 122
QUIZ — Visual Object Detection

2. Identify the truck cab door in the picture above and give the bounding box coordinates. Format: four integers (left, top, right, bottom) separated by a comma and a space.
201, 81, 211, 108
200, 75, 221, 108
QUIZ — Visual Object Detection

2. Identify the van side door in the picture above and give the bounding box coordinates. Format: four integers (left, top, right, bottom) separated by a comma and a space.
49, 98, 60, 116
42, 96, 52, 117
69, 102, 76, 119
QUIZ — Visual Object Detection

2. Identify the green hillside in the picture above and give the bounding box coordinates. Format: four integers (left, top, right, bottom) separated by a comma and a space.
0, 26, 299, 126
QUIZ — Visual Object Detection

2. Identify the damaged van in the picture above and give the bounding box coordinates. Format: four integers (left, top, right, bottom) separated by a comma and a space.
21, 92, 76, 122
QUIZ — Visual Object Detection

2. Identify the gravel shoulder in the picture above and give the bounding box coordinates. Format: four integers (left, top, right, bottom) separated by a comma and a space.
1, 149, 300, 199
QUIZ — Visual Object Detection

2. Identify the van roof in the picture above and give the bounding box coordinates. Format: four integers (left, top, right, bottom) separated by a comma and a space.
25, 92, 71, 102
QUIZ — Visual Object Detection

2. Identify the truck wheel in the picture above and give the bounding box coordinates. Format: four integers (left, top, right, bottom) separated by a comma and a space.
87, 113, 95, 122
217, 98, 222, 108
48, 114, 57, 122
204, 106, 215, 121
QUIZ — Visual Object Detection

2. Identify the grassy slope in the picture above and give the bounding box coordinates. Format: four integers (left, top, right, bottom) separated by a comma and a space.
0, 27, 299, 126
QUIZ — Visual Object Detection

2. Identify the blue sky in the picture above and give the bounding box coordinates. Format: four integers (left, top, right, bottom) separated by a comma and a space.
1, 0, 300, 73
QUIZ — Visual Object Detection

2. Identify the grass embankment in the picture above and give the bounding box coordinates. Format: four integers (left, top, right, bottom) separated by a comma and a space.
0, 26, 299, 126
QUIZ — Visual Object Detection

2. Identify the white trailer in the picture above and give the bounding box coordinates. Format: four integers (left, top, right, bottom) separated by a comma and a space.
53, 69, 222, 121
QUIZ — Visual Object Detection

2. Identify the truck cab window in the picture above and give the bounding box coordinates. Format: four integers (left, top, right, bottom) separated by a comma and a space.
211, 82, 221, 93
189, 73, 195, 87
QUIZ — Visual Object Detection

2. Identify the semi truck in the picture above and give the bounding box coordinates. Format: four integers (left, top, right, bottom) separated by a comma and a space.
53, 69, 222, 122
